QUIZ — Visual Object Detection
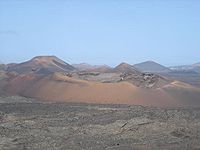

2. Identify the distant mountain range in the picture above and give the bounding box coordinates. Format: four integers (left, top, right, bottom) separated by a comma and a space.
73, 61, 173, 74
2, 56, 200, 74
134, 61, 171, 73
169, 63, 200, 74
72, 63, 111, 73
193, 62, 200, 66
0, 64, 7, 71
0, 55, 200, 107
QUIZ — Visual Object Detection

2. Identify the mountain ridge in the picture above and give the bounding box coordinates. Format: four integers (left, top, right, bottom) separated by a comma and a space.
134, 61, 171, 73
7, 55, 76, 74
1, 55, 200, 107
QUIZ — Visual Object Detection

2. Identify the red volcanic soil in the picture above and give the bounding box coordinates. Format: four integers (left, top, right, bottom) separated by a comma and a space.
7, 56, 75, 74
2, 72, 200, 107
3, 74, 41, 95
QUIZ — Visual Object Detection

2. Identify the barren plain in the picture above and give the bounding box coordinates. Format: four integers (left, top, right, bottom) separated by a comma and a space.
0, 96, 200, 150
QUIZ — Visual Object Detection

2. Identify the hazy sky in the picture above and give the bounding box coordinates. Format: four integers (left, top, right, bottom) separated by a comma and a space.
0, 0, 200, 66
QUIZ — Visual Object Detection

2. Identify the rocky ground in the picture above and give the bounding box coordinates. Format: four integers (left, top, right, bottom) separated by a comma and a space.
71, 71, 170, 89
0, 97, 200, 150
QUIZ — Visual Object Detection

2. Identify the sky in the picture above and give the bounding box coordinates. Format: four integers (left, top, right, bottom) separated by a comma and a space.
0, 0, 200, 67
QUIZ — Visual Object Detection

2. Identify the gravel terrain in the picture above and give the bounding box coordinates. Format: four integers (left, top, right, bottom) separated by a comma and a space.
0, 97, 200, 150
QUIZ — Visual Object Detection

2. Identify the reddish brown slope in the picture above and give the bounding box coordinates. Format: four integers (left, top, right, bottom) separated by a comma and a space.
112, 62, 140, 74
2, 56, 200, 107
4, 72, 199, 107
7, 56, 75, 74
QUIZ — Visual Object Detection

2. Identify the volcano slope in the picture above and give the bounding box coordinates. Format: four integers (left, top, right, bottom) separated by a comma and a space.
1, 56, 200, 107
7, 56, 76, 74
1, 70, 200, 107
